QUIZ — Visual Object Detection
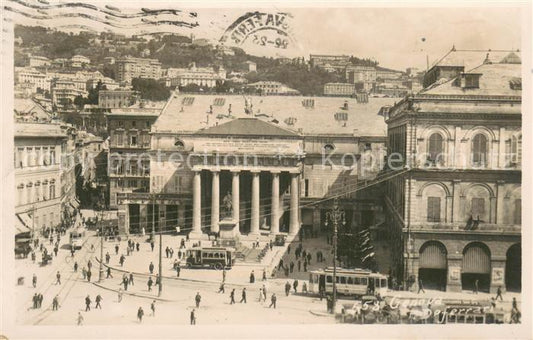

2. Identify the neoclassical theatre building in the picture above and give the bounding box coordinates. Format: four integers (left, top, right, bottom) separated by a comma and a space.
116, 94, 395, 241
384, 51, 522, 293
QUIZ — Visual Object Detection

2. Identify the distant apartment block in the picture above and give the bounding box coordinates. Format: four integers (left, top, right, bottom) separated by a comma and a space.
246, 81, 300, 95
115, 57, 162, 83
98, 89, 139, 109
324, 83, 355, 96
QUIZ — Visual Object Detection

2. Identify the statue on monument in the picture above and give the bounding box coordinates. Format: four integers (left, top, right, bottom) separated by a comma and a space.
222, 190, 233, 218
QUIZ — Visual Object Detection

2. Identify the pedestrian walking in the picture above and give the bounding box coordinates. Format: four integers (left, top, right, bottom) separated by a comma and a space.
269, 293, 277, 309
298, 260, 301, 272
31, 251, 36, 262
95, 294, 102, 309
195, 292, 201, 307
38, 293, 43, 308
250, 270, 255, 283
496, 286, 504, 301
222, 269, 226, 282
417, 277, 425, 294
32, 293, 38, 309
52, 295, 59, 310
302, 281, 308, 294
285, 281, 291, 296
137, 307, 144, 323
240, 288, 247, 303
129, 272, 134, 285
176, 263, 181, 277
147, 277, 153, 291
258, 288, 264, 302
118, 288, 123, 303
32, 274, 37, 288
77, 312, 84, 325
88, 259, 92, 271
119, 254, 125, 267
149, 262, 155, 274
151, 300, 156, 316
230, 289, 236, 304
53, 246, 58, 257
303, 261, 308, 272
82, 267, 87, 280
190, 309, 196, 325
106, 267, 113, 278
74, 261, 78, 272
262, 268, 267, 281
85, 295, 91, 311
218, 282, 225, 293
150, 240, 155, 252
87, 269, 92, 282
56, 271, 61, 285
136, 242, 140, 251
307, 253, 312, 264
290, 261, 294, 273
473, 279, 479, 294
293, 279, 299, 293
115, 244, 119, 255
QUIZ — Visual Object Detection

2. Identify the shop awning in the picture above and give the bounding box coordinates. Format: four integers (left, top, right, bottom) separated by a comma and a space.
70, 198, 81, 210
15, 214, 31, 234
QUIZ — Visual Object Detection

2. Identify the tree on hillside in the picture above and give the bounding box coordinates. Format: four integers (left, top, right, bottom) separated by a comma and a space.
132, 78, 170, 101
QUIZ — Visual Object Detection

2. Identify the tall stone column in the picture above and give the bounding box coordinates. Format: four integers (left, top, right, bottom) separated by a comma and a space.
250, 171, 260, 236
191, 170, 202, 236
232, 170, 240, 232
211, 171, 220, 233
289, 173, 300, 235
270, 171, 280, 235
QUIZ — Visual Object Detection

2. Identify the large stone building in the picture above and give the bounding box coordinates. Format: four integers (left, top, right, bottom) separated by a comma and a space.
164, 64, 226, 88
14, 123, 78, 237
98, 89, 139, 109
106, 108, 161, 209
115, 57, 162, 83
324, 83, 356, 96
117, 94, 395, 241
383, 51, 522, 293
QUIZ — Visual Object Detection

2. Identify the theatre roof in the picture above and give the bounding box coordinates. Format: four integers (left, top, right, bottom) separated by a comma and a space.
153, 94, 396, 137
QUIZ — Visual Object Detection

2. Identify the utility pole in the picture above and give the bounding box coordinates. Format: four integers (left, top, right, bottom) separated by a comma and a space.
325, 198, 345, 315
151, 194, 156, 240
158, 217, 164, 297
31, 204, 35, 243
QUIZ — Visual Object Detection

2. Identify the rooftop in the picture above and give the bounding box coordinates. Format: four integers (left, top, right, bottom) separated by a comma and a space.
428, 48, 521, 71
15, 122, 66, 138
154, 94, 396, 136
421, 62, 521, 97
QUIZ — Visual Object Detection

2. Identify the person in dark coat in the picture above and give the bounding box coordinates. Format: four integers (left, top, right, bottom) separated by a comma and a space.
136, 242, 140, 251
229, 289, 236, 304
496, 286, 504, 301
176, 264, 181, 277
293, 279, 299, 293
95, 294, 102, 309
150, 240, 155, 252
87, 270, 92, 282
105, 252, 110, 264
190, 309, 196, 325
52, 295, 59, 311
56, 271, 61, 285
240, 288, 247, 303
85, 295, 91, 311
74, 262, 78, 272
129, 273, 134, 286
218, 283, 225, 293
147, 277, 153, 291
32, 274, 37, 288
298, 260, 301, 272
249, 270, 255, 283
285, 281, 291, 296
417, 277, 425, 294
106, 267, 113, 278
137, 307, 144, 323
149, 262, 155, 274
115, 244, 119, 255
269, 293, 277, 309
195, 292, 201, 307
32, 293, 38, 309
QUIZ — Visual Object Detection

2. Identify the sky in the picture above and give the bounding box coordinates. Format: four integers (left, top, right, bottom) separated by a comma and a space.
5, 2, 523, 70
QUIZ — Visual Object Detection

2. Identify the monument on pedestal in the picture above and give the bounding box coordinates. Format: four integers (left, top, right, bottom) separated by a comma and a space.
219, 191, 239, 239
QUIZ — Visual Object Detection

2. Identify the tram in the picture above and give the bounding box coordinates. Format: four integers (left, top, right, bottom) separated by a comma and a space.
184, 247, 235, 269
69, 228, 86, 249
309, 267, 388, 297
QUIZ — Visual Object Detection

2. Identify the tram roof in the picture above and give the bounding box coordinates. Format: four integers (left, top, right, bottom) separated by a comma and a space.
310, 267, 386, 276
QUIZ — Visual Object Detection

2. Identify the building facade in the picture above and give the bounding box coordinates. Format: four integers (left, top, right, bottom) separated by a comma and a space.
117, 94, 395, 242
324, 83, 356, 96
246, 81, 300, 95
14, 123, 77, 236
107, 108, 160, 209
115, 57, 162, 83
98, 89, 139, 109
383, 52, 522, 294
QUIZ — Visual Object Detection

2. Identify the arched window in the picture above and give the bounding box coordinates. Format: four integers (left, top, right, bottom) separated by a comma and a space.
472, 134, 488, 167
428, 133, 444, 165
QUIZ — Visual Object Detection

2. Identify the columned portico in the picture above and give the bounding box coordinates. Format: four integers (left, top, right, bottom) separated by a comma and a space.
231, 170, 240, 233
211, 170, 220, 233
289, 172, 300, 235
191, 170, 202, 236
250, 170, 260, 236
271, 171, 280, 235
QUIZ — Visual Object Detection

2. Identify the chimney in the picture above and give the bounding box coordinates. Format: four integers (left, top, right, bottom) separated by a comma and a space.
343, 100, 349, 110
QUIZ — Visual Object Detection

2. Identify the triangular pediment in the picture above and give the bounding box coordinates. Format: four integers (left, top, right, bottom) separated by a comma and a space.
195, 118, 300, 137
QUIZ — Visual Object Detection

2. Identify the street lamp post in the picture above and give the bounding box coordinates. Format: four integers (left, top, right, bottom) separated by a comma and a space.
98, 210, 104, 282
158, 217, 164, 297
324, 198, 346, 315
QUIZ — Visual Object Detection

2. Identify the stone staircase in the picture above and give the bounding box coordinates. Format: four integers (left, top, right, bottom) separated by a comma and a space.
235, 244, 262, 263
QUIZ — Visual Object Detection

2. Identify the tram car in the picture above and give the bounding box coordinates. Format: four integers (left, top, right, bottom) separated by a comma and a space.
309, 267, 388, 297
184, 246, 235, 269
69, 228, 86, 250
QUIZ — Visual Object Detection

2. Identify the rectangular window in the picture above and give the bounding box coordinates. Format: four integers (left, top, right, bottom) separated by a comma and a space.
131, 135, 137, 146
304, 179, 309, 197
514, 199, 521, 225
471, 198, 485, 219
117, 133, 123, 146
427, 197, 441, 222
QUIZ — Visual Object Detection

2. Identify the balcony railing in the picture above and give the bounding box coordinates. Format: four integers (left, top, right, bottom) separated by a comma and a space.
409, 222, 521, 233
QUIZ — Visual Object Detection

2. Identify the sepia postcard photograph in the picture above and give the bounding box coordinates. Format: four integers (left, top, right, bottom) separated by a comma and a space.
0, 1, 531, 339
